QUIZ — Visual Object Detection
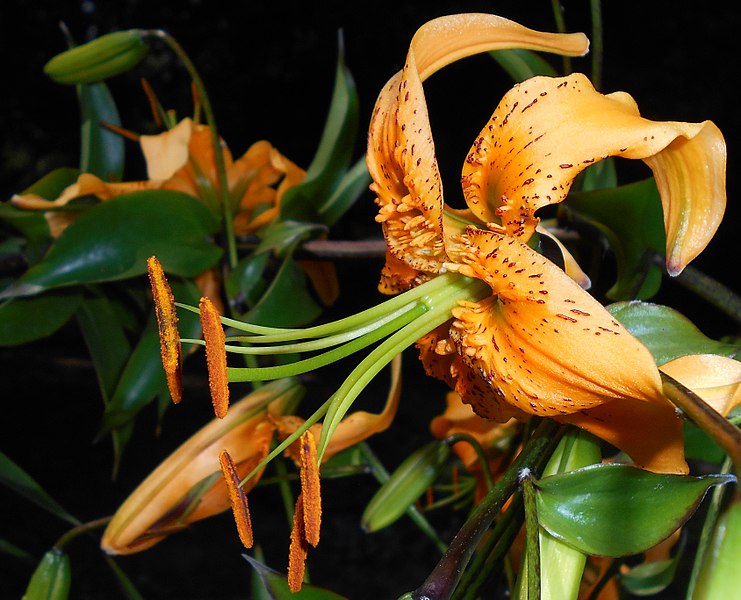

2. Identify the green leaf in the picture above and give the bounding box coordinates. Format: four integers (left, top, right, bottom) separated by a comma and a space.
1, 191, 221, 298
535, 464, 734, 557
317, 156, 371, 227
691, 501, 741, 599
361, 441, 451, 533
608, 301, 740, 365
78, 82, 125, 181
76, 294, 133, 400
224, 251, 269, 308
244, 554, 347, 599
99, 279, 201, 434
0, 538, 34, 563
578, 157, 618, 192
256, 220, 327, 258
0, 290, 83, 346
489, 48, 558, 82
684, 421, 726, 464
244, 257, 322, 327
567, 179, 666, 300
279, 35, 359, 223
621, 558, 680, 596
22, 549, 71, 600
0, 451, 79, 526
104, 556, 145, 600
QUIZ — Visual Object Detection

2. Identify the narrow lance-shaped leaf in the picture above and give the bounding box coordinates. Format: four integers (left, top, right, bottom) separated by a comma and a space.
244, 554, 347, 600
1, 190, 221, 299
279, 33, 359, 223
489, 47, 558, 82
535, 463, 735, 557
0, 451, 79, 526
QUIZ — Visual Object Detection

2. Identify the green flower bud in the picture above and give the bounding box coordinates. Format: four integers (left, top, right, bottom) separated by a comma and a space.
23, 548, 71, 600
361, 440, 450, 532
44, 30, 148, 85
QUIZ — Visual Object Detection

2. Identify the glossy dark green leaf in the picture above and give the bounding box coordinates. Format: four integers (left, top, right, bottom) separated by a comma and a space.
316, 156, 371, 227
279, 36, 359, 223
76, 295, 132, 400
621, 558, 679, 596
489, 48, 558, 81
608, 301, 740, 365
244, 554, 347, 599
23, 549, 71, 600
256, 220, 327, 259
0, 290, 83, 346
361, 441, 451, 533
535, 464, 734, 557
692, 501, 741, 599
99, 279, 201, 434
1, 191, 221, 298
224, 251, 269, 308
78, 82, 124, 181
567, 179, 665, 300
244, 257, 322, 327
578, 157, 618, 192
0, 451, 79, 526
684, 421, 726, 463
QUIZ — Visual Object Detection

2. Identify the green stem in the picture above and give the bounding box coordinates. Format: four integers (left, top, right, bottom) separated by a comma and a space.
522, 476, 541, 600
589, 0, 603, 90
661, 372, 741, 497
412, 420, 563, 600
148, 30, 238, 270
54, 516, 112, 550
549, 0, 571, 74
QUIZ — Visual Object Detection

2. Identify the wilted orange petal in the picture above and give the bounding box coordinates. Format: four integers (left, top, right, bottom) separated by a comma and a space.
140, 118, 194, 180
299, 431, 321, 548
288, 493, 308, 593
219, 449, 253, 548
558, 397, 687, 474
147, 256, 182, 404
200, 296, 229, 418
367, 14, 588, 288
462, 73, 725, 273
660, 354, 741, 417
448, 228, 666, 417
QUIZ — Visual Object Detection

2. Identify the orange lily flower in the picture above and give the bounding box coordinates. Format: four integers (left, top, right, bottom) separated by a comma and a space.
101, 362, 400, 556
366, 14, 726, 474
12, 117, 305, 238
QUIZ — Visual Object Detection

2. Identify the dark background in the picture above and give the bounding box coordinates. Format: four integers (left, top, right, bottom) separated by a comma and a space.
1, 1, 739, 599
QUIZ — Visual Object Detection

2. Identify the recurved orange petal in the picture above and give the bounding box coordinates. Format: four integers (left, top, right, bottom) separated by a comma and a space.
462, 73, 725, 273
446, 228, 667, 417
367, 14, 589, 289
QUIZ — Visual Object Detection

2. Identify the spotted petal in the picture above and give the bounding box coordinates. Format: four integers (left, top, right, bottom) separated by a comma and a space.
367, 14, 589, 291
447, 228, 667, 415
462, 73, 725, 273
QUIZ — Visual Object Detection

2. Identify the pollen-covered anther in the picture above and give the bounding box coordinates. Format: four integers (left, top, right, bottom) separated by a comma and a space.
298, 430, 322, 547
288, 493, 309, 593
200, 296, 230, 418
147, 256, 183, 404
219, 449, 254, 549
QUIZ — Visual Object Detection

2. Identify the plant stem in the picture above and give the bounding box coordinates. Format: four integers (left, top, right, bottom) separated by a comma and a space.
522, 476, 541, 600
443, 433, 496, 492
54, 516, 112, 550
412, 420, 562, 600
148, 30, 238, 270
661, 372, 741, 497
589, 0, 603, 90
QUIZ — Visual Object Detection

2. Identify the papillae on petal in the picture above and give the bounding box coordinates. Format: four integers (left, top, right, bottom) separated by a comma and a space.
462, 73, 725, 273
367, 14, 589, 290
447, 228, 667, 417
